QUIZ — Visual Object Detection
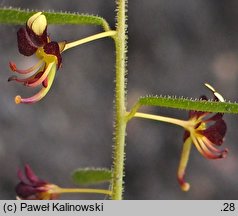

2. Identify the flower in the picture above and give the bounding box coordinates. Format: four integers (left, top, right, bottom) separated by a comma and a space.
8, 12, 66, 104
177, 83, 227, 191
15, 164, 112, 200
132, 83, 228, 191
9, 12, 116, 104
15, 164, 60, 200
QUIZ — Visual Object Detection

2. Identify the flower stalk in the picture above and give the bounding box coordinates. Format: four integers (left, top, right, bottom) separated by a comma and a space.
16, 165, 112, 200
131, 112, 191, 129
64, 31, 116, 51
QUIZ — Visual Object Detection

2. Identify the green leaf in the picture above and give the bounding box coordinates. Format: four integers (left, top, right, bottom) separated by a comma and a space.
139, 95, 238, 114
72, 168, 112, 185
0, 7, 110, 31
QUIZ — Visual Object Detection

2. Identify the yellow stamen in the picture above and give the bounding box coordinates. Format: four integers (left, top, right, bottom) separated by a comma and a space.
15, 95, 21, 104
204, 83, 216, 92
190, 134, 206, 157
10, 59, 44, 74
204, 83, 224, 102
15, 63, 57, 104
177, 137, 192, 192
26, 62, 54, 87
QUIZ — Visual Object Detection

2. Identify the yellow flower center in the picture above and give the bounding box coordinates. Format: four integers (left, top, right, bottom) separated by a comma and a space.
36, 48, 58, 65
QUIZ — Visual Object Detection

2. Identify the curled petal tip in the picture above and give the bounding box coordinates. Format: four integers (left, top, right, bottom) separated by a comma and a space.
9, 62, 17, 72
8, 76, 17, 82
178, 173, 190, 192
221, 149, 228, 158
181, 182, 190, 192
15, 95, 22, 104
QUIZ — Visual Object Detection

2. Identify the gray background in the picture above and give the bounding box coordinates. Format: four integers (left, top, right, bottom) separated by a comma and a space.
0, 0, 238, 199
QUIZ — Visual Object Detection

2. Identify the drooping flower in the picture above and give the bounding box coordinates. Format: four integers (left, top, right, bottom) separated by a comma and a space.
15, 164, 112, 200
177, 84, 227, 191
9, 12, 116, 104
132, 84, 227, 191
15, 164, 60, 200
8, 12, 116, 104
8, 12, 66, 104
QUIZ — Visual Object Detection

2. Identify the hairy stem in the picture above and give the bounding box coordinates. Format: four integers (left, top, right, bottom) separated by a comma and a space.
111, 0, 127, 200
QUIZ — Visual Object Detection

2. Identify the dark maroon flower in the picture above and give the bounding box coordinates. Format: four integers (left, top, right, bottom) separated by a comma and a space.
15, 164, 112, 200
177, 83, 228, 191
9, 12, 65, 104
15, 164, 59, 200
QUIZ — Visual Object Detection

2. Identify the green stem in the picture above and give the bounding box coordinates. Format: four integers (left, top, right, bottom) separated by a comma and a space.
111, 0, 127, 200
126, 101, 141, 122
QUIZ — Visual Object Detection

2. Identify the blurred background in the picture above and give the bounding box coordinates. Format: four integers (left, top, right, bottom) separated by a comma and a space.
0, 0, 238, 199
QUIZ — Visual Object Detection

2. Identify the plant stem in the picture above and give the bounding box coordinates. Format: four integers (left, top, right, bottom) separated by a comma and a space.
126, 101, 141, 121
111, 0, 127, 200
64, 31, 116, 51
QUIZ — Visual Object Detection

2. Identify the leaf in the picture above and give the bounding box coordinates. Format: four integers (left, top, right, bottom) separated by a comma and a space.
139, 96, 238, 114
72, 168, 112, 185
0, 7, 110, 31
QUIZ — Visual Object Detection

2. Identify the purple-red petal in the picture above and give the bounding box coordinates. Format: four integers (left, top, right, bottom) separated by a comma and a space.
17, 27, 38, 56
15, 182, 40, 199
24, 164, 46, 186
17, 169, 29, 184
26, 25, 48, 47
24, 164, 40, 183
199, 119, 227, 146
16, 165, 50, 199
205, 113, 223, 122
188, 95, 208, 119
183, 130, 190, 142
43, 42, 62, 69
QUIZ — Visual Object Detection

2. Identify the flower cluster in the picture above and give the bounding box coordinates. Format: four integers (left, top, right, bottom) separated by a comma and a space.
10, 12, 229, 198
